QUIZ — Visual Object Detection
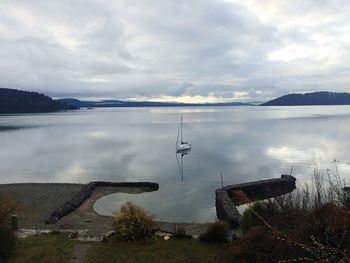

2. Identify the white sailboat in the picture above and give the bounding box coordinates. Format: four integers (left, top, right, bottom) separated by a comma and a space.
176, 116, 191, 152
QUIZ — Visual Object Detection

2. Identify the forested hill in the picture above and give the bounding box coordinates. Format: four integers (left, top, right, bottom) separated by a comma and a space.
0, 88, 77, 113
261, 92, 350, 106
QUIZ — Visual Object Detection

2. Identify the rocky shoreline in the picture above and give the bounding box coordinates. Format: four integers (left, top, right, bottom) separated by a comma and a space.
0, 182, 212, 238
46, 181, 159, 224
1, 176, 297, 239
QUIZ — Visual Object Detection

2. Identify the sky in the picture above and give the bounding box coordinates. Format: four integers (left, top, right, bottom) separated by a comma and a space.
1, 0, 350, 103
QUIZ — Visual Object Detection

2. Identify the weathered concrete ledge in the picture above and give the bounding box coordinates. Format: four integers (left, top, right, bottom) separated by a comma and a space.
46, 181, 159, 224
216, 175, 296, 227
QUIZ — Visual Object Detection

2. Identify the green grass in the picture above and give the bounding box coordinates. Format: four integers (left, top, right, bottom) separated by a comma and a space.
8, 234, 231, 263
87, 237, 231, 263
9, 233, 76, 263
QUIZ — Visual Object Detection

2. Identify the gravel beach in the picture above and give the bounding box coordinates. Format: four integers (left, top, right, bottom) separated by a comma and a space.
0, 183, 84, 229
0, 183, 211, 237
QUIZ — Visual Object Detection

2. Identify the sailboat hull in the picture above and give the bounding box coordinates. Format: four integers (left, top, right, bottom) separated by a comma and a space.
176, 144, 191, 152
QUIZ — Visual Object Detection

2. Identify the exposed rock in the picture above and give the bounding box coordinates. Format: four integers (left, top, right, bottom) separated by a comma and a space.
68, 232, 78, 239
102, 231, 115, 242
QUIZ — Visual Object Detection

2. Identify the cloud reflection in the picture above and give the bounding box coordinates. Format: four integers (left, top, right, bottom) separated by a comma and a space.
1, 107, 350, 221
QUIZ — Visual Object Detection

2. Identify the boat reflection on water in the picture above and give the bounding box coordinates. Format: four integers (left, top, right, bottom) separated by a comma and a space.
176, 149, 191, 182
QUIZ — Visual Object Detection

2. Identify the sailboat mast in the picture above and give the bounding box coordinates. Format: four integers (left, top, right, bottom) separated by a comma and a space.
180, 116, 183, 143
176, 122, 180, 148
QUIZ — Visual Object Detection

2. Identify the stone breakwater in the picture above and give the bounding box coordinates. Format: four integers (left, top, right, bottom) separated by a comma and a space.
215, 175, 296, 227
46, 181, 159, 224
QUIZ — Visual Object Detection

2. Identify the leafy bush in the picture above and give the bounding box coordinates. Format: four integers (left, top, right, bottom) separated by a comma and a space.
112, 202, 156, 241
173, 226, 190, 239
239, 200, 285, 233
199, 221, 230, 243
0, 197, 16, 262
239, 202, 265, 233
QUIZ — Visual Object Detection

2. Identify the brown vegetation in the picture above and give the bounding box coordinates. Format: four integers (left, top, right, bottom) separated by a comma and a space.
229, 169, 350, 262
199, 221, 230, 243
112, 202, 156, 241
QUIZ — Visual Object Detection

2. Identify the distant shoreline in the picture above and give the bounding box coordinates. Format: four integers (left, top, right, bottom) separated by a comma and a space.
4, 88, 350, 113
57, 98, 255, 108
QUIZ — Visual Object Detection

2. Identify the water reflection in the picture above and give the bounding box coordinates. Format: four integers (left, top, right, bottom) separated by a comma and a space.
176, 149, 191, 182
1, 106, 350, 222
0, 125, 41, 131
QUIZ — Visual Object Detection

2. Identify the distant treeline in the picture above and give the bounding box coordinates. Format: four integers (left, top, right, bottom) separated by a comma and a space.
58, 98, 253, 108
261, 91, 350, 106
0, 88, 77, 113
3, 88, 350, 113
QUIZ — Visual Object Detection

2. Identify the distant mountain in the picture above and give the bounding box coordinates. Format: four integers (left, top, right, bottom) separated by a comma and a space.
261, 92, 350, 106
58, 98, 253, 108
0, 88, 77, 113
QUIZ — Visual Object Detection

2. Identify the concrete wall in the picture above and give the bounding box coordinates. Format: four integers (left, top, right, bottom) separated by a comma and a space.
215, 175, 296, 227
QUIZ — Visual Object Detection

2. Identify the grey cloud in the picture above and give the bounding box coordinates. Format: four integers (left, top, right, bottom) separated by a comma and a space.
1, 0, 350, 101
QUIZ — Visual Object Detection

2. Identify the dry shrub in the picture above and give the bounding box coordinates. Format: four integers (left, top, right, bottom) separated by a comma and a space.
199, 221, 230, 243
239, 202, 262, 233
229, 226, 309, 263
240, 199, 308, 235
232, 204, 350, 262
232, 190, 251, 205
112, 202, 156, 241
229, 169, 350, 262
231, 201, 350, 261
311, 203, 350, 248
173, 226, 190, 239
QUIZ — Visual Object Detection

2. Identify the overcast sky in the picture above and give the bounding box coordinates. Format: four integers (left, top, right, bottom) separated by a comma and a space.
1, 0, 350, 102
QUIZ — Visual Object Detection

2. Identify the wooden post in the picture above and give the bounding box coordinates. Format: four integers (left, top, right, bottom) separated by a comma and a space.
10, 215, 18, 231
220, 173, 224, 188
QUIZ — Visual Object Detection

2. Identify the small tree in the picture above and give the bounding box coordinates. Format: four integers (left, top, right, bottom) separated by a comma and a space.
112, 202, 156, 241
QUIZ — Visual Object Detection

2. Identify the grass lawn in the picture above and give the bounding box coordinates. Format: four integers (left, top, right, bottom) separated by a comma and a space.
9, 233, 76, 263
87, 237, 231, 263
8, 234, 231, 263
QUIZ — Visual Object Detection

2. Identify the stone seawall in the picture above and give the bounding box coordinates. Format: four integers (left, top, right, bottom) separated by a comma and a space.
215, 187, 241, 226
215, 175, 296, 227
46, 181, 159, 224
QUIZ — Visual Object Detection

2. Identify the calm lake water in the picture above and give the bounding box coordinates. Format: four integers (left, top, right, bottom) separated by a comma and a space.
1, 106, 350, 222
